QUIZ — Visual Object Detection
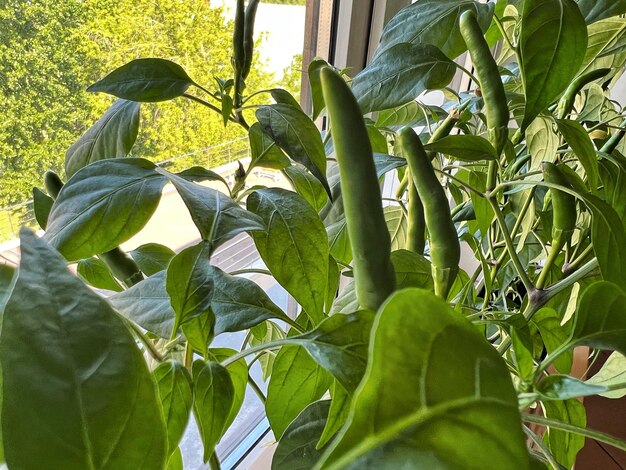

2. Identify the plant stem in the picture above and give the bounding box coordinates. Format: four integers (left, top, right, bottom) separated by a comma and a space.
455, 63, 480, 84
543, 257, 599, 303
185, 342, 194, 368
563, 244, 594, 274
182, 92, 227, 116
118, 315, 164, 362
228, 268, 272, 276
248, 374, 267, 404
209, 452, 221, 470
535, 244, 562, 290
494, 15, 516, 52
487, 197, 535, 294
221, 338, 294, 367
523, 426, 564, 470
522, 413, 626, 453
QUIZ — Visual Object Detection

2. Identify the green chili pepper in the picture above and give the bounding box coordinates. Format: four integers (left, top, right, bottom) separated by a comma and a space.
44, 171, 64, 199
406, 170, 426, 255
399, 127, 460, 299
320, 67, 396, 311
536, 162, 577, 289
542, 162, 576, 250
242, 0, 260, 81
556, 68, 611, 119
460, 10, 509, 158
232, 0, 246, 79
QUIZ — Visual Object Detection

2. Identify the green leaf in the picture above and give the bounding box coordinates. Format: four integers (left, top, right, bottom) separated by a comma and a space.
375, 101, 426, 130
519, 0, 588, 131
599, 152, 626, 224
248, 123, 290, 171
390, 249, 433, 290
221, 93, 233, 126
129, 243, 175, 276
0, 264, 14, 314
586, 195, 626, 288
556, 119, 599, 190
325, 256, 340, 313
208, 348, 248, 430
160, 171, 264, 247
531, 308, 572, 374
210, 266, 291, 335
293, 311, 374, 393
376, 0, 494, 60
0, 229, 166, 469
580, 18, 626, 78
88, 58, 195, 102
525, 116, 559, 171
77, 257, 122, 292
44, 158, 167, 261
536, 375, 607, 400
166, 243, 214, 333
308, 59, 329, 120
272, 400, 331, 470
576, 0, 626, 24
248, 188, 329, 324
192, 360, 234, 462
175, 166, 230, 190
256, 104, 330, 197
283, 165, 329, 212
271, 88, 301, 109
317, 382, 350, 449
32, 187, 54, 230
266, 345, 332, 440
65, 99, 141, 177
384, 206, 407, 252
182, 314, 214, 354
153, 361, 193, 456
570, 281, 626, 353
167, 448, 183, 470
109, 271, 174, 339
424, 135, 497, 162
352, 43, 456, 114
318, 288, 527, 469
586, 351, 626, 398
331, 282, 359, 315
542, 399, 586, 469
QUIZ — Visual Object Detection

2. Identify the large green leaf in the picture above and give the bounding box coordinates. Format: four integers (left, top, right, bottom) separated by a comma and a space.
519, 0, 588, 131
44, 158, 167, 261
556, 119, 599, 190
352, 43, 456, 114
424, 135, 497, 162
160, 171, 264, 248
526, 116, 559, 171
384, 205, 407, 251
376, 0, 494, 60
531, 308, 572, 374
256, 104, 330, 197
192, 360, 234, 462
317, 382, 351, 449
292, 311, 374, 393
65, 99, 140, 177
542, 399, 586, 469
266, 345, 332, 440
153, 361, 193, 456
570, 281, 626, 353
0, 229, 166, 469
577, 0, 626, 24
248, 188, 329, 324
166, 242, 214, 333
77, 257, 122, 292
586, 351, 626, 398
272, 400, 331, 470
32, 187, 54, 230
109, 271, 174, 339
248, 122, 290, 171
599, 152, 626, 224
129, 243, 175, 276
210, 266, 291, 335
208, 348, 248, 430
87, 58, 195, 102
318, 288, 527, 469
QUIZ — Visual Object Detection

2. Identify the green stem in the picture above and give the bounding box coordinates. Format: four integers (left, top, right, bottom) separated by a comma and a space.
455, 63, 480, 84
228, 268, 272, 276
118, 315, 164, 362
487, 197, 535, 294
182, 93, 228, 117
248, 374, 267, 404
209, 452, 221, 470
185, 342, 194, 368
563, 243, 593, 274
221, 338, 294, 368
493, 15, 516, 52
543, 257, 599, 303
535, 243, 562, 290
523, 426, 564, 470
522, 413, 626, 453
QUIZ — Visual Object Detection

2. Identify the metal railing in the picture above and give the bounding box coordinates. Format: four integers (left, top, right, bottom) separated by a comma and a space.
0, 137, 250, 243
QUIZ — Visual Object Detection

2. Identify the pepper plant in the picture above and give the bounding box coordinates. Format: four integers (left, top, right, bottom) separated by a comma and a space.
3, 0, 626, 468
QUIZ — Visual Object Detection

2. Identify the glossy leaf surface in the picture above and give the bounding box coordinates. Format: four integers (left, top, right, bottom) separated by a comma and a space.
0, 229, 166, 469
44, 158, 167, 261
65, 99, 140, 177
318, 288, 527, 469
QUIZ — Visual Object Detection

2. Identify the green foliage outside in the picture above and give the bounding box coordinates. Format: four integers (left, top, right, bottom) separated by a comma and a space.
0, 0, 296, 207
